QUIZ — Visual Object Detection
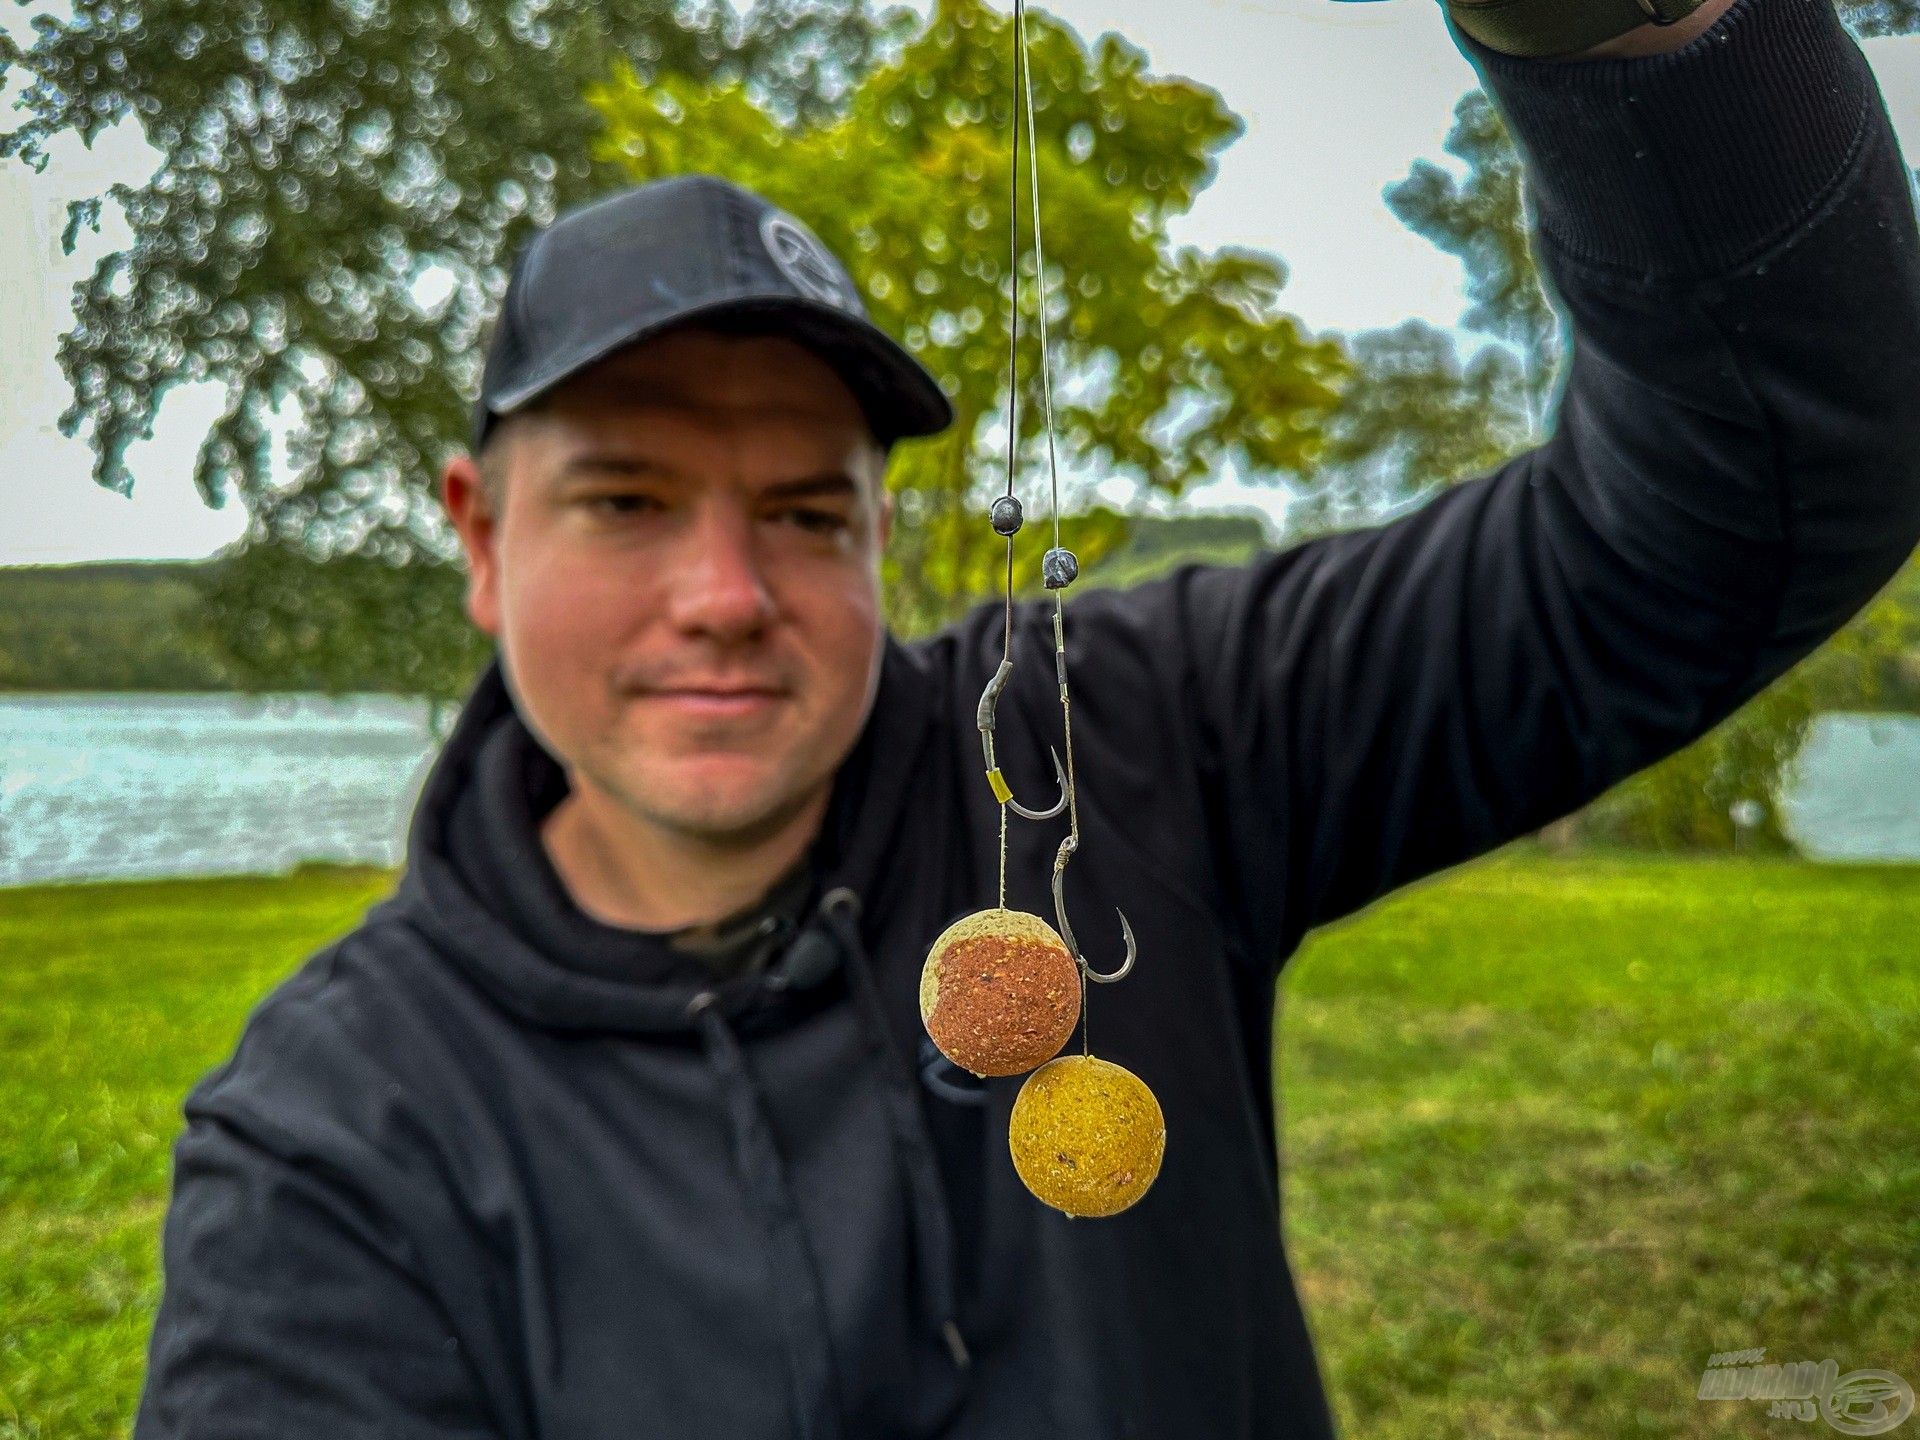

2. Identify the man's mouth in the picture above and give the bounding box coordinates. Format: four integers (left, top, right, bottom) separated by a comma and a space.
639, 685, 788, 721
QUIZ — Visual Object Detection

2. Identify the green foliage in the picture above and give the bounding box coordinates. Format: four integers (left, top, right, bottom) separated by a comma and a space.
1105, 509, 1268, 565
1575, 669, 1822, 854
587, 0, 1346, 631
1294, 320, 1529, 534
0, 0, 892, 538
1383, 90, 1559, 434
0, 511, 1263, 696
6, 855, 1916, 1436
0, 558, 486, 700
1299, 94, 1547, 530
0, 0, 896, 694
186, 544, 492, 704
1070, 507, 1269, 591
0, 565, 228, 692
1844, 559, 1920, 712
4, 0, 1342, 666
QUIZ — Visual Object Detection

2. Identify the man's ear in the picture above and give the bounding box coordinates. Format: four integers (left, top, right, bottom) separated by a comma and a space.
441, 453, 502, 638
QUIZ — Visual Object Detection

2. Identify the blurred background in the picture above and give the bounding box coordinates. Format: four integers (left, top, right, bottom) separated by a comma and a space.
2, 0, 1916, 1435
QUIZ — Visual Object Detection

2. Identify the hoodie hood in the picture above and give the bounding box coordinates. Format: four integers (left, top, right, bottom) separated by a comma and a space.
393, 632, 945, 1036
389, 632, 977, 1433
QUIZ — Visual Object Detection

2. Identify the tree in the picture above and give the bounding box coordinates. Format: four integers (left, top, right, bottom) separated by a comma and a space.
1, 0, 893, 530
1292, 319, 1528, 536
6, 0, 1341, 686
1383, 89, 1558, 436
1844, 0, 1920, 34
2, 0, 897, 697
185, 546, 488, 716
1290, 91, 1548, 535
587, 0, 1345, 631
1374, 0, 1914, 448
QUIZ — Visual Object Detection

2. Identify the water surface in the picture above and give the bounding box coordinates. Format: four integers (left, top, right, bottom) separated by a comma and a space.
2, 696, 1915, 887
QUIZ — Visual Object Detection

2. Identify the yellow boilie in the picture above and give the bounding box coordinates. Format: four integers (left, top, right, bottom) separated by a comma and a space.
1009, 1054, 1165, 1218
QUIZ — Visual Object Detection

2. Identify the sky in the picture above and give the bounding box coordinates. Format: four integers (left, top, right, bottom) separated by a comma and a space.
2, 1, 1919, 565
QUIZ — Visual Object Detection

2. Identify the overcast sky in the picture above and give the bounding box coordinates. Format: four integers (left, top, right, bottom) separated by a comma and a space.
3, 0, 1918, 565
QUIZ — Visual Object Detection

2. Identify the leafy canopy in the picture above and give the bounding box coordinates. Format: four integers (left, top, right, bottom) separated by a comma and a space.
0, 0, 895, 558
587, 0, 1344, 629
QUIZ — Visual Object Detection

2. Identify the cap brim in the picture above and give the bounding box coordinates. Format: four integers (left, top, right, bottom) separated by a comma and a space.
478, 295, 954, 451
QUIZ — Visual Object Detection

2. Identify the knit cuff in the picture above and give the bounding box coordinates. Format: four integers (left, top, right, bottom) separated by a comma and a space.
1459, 0, 1882, 282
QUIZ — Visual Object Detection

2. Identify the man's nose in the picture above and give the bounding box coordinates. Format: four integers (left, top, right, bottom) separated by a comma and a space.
664, 504, 778, 641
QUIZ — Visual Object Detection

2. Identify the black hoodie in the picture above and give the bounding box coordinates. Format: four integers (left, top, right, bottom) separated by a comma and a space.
135, 2, 1920, 1435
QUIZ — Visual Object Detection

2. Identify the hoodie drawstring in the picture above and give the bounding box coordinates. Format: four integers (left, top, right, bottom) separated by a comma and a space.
688, 991, 846, 1440
818, 887, 974, 1375
688, 885, 972, 1440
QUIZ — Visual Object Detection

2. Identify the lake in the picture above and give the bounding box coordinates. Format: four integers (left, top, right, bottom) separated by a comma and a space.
1, 695, 1916, 888
1776, 712, 1920, 861
0, 694, 439, 888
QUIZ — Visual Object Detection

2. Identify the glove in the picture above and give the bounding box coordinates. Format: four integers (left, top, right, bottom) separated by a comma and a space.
1445, 0, 1711, 57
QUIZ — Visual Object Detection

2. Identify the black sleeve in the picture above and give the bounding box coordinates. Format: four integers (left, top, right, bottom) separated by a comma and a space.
1047, 0, 1920, 968
133, 1059, 502, 1437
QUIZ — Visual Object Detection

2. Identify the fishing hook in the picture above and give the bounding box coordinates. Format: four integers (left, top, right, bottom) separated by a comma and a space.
977, 659, 1069, 820
1051, 830, 1137, 984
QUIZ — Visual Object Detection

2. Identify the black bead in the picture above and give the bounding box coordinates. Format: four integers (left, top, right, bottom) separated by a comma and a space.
1042, 547, 1078, 590
990, 495, 1024, 537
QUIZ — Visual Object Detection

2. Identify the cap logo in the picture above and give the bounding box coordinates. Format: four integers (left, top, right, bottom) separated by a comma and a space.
761, 212, 856, 312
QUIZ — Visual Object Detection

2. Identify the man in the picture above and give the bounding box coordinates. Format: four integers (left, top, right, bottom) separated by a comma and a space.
135, 0, 1920, 1433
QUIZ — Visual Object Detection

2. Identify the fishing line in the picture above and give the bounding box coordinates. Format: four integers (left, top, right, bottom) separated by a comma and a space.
918, 0, 1165, 1220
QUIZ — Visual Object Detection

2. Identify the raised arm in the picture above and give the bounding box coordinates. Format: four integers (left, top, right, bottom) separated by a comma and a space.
1043, 0, 1920, 967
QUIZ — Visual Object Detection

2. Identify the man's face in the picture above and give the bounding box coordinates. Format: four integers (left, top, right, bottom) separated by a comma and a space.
443, 325, 894, 847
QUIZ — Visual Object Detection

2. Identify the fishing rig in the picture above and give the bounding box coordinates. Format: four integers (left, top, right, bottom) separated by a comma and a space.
917, 0, 1166, 1221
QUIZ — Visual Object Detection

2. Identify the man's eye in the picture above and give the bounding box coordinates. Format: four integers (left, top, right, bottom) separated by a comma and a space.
584, 494, 661, 517
778, 508, 850, 534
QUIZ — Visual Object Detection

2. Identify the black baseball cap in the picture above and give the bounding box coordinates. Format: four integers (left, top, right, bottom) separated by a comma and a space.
472, 174, 955, 452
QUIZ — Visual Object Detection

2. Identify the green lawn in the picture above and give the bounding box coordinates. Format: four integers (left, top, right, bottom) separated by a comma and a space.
0, 867, 395, 1440
2, 855, 1915, 1437
1281, 854, 1920, 1437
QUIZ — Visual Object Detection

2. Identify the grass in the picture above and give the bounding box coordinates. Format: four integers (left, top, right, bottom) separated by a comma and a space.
0, 867, 394, 1440
2, 854, 1916, 1437
1280, 852, 1920, 1437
